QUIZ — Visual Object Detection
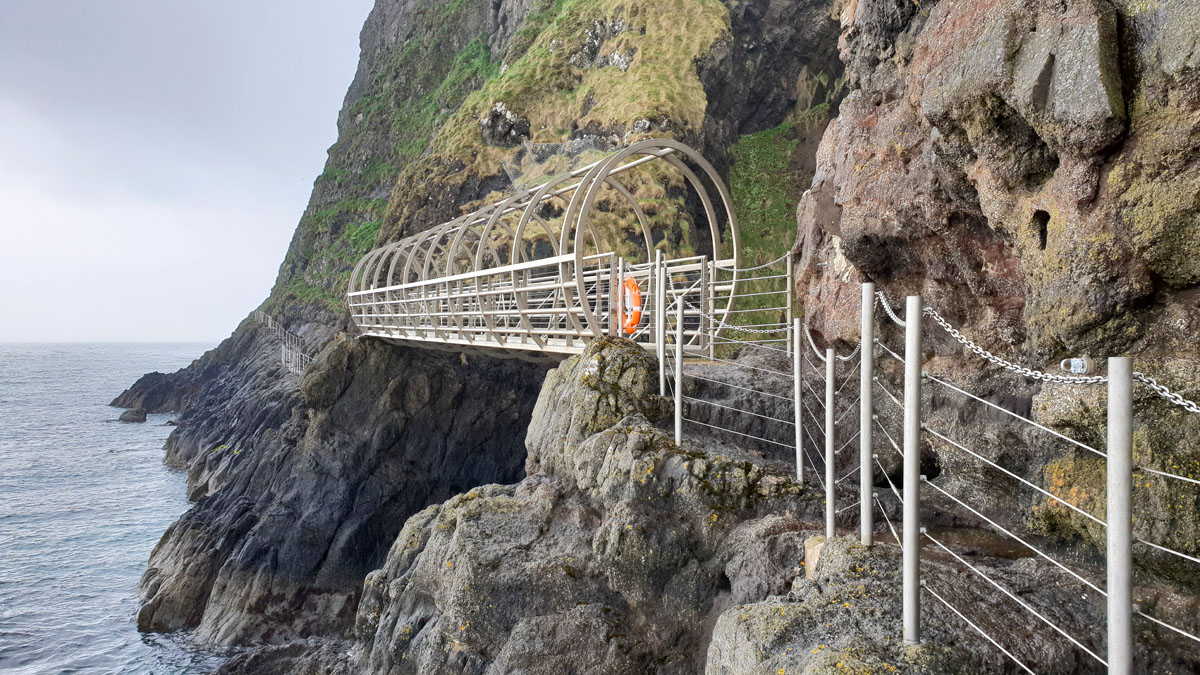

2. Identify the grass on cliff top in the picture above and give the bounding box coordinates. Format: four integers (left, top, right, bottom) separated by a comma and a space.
426, 0, 730, 173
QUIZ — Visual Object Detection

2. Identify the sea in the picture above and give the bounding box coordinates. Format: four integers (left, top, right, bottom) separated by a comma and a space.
0, 343, 226, 674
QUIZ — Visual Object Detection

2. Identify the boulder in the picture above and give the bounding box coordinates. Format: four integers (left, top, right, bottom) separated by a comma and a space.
353, 338, 823, 674
119, 407, 147, 423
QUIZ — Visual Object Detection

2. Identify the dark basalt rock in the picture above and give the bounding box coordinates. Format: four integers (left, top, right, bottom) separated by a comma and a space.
118, 407, 147, 423
479, 101, 531, 147
135, 336, 547, 645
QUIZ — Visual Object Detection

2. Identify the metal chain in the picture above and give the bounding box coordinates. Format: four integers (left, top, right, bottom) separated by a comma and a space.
802, 321, 861, 362
1131, 372, 1200, 415
875, 291, 906, 327
922, 305, 1107, 384
687, 300, 790, 334
920, 302, 1200, 413
802, 322, 826, 361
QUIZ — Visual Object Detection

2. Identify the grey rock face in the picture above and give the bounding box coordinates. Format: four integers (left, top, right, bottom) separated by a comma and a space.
135, 337, 547, 645
479, 101, 531, 147
118, 406, 147, 423
353, 338, 823, 674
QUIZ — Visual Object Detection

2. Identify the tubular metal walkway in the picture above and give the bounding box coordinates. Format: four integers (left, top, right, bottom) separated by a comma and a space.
346, 139, 792, 361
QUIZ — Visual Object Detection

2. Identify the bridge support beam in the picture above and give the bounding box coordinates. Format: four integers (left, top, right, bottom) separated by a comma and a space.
1107, 357, 1134, 675
903, 295, 922, 645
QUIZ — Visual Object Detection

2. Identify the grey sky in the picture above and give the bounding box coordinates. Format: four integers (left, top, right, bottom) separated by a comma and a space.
0, 0, 374, 342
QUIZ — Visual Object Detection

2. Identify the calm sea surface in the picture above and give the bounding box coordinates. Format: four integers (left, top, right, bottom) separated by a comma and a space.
0, 343, 225, 674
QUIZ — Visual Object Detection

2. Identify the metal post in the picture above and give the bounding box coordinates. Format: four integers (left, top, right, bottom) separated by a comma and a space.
656, 250, 666, 397
607, 257, 619, 338
902, 295, 922, 645
793, 317, 803, 485
1107, 357, 1133, 675
786, 255, 794, 351
826, 348, 836, 539
674, 301, 684, 445
704, 258, 714, 359
861, 282, 875, 545
617, 256, 625, 337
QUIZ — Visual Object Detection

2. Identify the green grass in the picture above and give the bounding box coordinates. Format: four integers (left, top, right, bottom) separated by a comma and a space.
277, 279, 344, 313
389, 34, 502, 161
719, 122, 804, 347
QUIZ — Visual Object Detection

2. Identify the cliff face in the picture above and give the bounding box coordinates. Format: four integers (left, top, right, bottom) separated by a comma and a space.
110, 0, 1200, 669
115, 0, 846, 653
136, 338, 546, 644
796, 0, 1200, 627
221, 339, 1198, 674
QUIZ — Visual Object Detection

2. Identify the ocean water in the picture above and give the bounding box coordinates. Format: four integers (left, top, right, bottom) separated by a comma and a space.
0, 343, 225, 674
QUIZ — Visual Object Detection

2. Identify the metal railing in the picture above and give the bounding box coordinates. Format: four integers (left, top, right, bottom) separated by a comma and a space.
254, 310, 314, 377
346, 139, 753, 362
665, 282, 1200, 674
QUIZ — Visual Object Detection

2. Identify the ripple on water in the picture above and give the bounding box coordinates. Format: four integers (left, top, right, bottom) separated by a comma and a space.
0, 343, 226, 674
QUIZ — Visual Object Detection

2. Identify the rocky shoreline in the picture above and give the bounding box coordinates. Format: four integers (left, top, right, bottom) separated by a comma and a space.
111, 0, 1200, 671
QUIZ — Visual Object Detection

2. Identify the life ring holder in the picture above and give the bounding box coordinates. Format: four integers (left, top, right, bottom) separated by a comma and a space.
621, 277, 643, 335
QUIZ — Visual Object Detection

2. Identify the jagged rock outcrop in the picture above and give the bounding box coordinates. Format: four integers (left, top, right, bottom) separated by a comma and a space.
224, 339, 1197, 674
351, 338, 823, 673
136, 337, 546, 644
795, 0, 1200, 632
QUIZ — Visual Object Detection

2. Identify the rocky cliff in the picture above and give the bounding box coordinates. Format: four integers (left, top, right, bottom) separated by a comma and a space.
795, 0, 1200, 652
218, 339, 1198, 674
111, 0, 1200, 670
792, 0, 1195, 554
113, 0, 846, 659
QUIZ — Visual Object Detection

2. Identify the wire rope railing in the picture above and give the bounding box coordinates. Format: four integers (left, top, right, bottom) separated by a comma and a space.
661, 278, 1198, 673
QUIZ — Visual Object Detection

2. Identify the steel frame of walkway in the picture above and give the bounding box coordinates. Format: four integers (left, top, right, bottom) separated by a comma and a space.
346, 139, 788, 361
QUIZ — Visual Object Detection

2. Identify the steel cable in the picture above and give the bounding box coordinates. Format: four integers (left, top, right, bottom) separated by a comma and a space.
923, 585, 1037, 675
922, 530, 1107, 667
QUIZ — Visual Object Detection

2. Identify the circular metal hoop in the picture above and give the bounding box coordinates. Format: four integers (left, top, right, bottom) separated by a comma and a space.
347, 139, 741, 358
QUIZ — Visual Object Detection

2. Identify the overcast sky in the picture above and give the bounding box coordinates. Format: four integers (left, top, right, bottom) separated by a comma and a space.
0, 0, 374, 342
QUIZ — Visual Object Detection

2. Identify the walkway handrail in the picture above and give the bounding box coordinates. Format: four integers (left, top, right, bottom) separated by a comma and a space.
666, 283, 1200, 673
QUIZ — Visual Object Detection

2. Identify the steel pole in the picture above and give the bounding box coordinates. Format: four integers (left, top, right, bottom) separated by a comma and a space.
826, 348, 836, 539
793, 317, 803, 484
674, 301, 684, 445
861, 282, 875, 545
1107, 357, 1133, 675
786, 255, 794, 350
617, 257, 625, 336
656, 250, 665, 396
902, 295, 922, 645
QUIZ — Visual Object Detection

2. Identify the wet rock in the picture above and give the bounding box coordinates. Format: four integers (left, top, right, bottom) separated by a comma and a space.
119, 407, 147, 423
135, 337, 547, 645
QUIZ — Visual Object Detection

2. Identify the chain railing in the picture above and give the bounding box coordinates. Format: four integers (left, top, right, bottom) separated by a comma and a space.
665, 282, 1200, 674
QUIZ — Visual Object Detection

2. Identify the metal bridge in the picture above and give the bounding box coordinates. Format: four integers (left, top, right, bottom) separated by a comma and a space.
346, 139, 792, 361
341, 139, 1200, 673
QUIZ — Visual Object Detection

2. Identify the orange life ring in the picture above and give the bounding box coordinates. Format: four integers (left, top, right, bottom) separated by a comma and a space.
621, 277, 643, 334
